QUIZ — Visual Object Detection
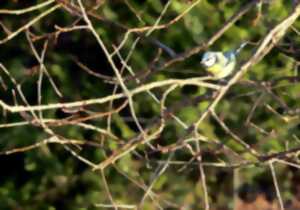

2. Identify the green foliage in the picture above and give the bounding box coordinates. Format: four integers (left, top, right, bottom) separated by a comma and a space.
0, 0, 300, 209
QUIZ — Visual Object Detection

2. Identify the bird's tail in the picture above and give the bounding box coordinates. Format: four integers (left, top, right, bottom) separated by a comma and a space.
234, 41, 248, 55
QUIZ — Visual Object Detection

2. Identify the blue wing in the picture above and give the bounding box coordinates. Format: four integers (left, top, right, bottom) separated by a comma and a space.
224, 51, 236, 66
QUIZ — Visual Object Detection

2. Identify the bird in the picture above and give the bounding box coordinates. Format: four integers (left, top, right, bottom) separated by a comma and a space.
200, 42, 247, 79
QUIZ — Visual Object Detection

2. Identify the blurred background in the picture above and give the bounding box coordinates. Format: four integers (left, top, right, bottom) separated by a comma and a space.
0, 0, 300, 209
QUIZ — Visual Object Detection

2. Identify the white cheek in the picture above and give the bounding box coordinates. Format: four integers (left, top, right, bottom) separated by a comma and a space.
204, 57, 216, 67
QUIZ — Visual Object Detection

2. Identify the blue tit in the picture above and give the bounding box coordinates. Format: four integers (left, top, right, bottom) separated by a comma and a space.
200, 42, 247, 79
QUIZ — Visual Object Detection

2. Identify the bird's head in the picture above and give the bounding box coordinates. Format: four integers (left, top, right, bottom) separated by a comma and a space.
200, 52, 217, 68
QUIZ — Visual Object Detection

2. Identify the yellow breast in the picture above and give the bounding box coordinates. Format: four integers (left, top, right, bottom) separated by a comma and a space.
206, 60, 236, 79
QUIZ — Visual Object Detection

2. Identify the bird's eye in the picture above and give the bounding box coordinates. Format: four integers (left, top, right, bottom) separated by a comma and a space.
203, 56, 216, 67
